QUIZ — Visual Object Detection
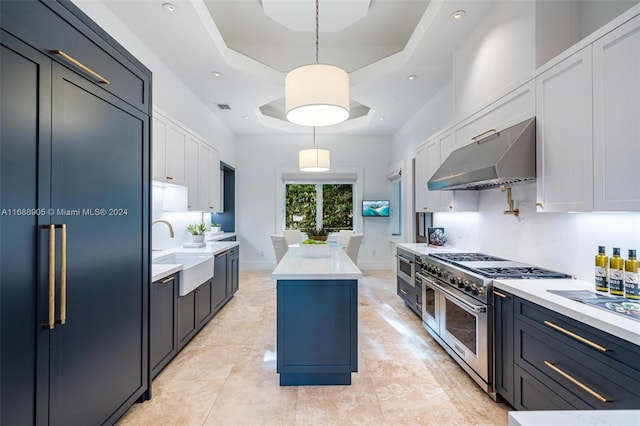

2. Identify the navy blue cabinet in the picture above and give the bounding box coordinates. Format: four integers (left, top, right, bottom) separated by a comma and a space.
493, 289, 515, 406
213, 252, 228, 309
227, 246, 240, 296
0, 1, 151, 424
151, 274, 179, 379
494, 290, 640, 410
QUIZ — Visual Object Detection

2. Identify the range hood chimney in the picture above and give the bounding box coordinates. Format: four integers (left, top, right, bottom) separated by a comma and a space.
428, 117, 536, 191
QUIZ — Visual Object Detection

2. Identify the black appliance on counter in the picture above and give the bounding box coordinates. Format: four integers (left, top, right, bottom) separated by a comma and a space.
417, 252, 572, 399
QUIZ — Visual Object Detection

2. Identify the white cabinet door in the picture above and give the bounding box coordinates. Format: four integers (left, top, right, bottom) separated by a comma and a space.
536, 46, 593, 212
454, 80, 535, 149
593, 15, 640, 211
165, 124, 186, 185
198, 142, 220, 212
438, 131, 478, 211
415, 142, 429, 213
185, 136, 199, 210
152, 115, 167, 182
424, 137, 440, 212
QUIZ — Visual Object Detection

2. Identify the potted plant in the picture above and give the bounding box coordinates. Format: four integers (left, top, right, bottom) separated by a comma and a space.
210, 222, 221, 233
305, 227, 329, 241
186, 223, 207, 243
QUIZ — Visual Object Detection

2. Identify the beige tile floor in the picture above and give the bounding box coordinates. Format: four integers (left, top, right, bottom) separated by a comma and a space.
119, 270, 510, 425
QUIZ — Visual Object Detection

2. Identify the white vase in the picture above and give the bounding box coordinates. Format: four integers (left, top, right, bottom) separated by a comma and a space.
192, 235, 205, 243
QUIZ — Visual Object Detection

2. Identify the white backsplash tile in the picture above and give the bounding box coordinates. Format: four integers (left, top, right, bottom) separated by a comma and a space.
434, 183, 640, 283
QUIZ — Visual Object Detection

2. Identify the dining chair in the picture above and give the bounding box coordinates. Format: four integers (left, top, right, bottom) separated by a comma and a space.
270, 234, 289, 265
337, 230, 353, 246
345, 234, 363, 264
283, 229, 303, 245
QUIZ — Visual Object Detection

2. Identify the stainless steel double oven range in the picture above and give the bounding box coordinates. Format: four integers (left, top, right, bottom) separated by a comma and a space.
417, 252, 571, 399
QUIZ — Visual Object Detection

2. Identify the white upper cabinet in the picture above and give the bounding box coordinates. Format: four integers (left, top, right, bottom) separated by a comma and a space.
198, 142, 220, 213
536, 46, 593, 212
454, 81, 535, 150
414, 141, 430, 213
184, 136, 199, 210
152, 107, 221, 212
592, 14, 640, 211
152, 115, 167, 182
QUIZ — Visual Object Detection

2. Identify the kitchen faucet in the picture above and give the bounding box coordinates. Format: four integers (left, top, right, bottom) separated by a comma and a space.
152, 219, 175, 237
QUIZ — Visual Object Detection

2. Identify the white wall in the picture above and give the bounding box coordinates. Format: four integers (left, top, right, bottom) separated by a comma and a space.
434, 184, 640, 283
72, 0, 236, 167
454, 0, 535, 120
236, 134, 393, 270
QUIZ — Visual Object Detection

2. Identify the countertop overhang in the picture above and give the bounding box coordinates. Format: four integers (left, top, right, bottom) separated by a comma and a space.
272, 246, 362, 280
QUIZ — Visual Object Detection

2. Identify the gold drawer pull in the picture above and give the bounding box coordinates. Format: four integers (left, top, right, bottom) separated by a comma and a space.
45, 225, 56, 329
471, 128, 497, 140
494, 290, 508, 299
51, 50, 110, 84
161, 276, 175, 284
544, 361, 612, 403
59, 224, 67, 325
544, 321, 610, 352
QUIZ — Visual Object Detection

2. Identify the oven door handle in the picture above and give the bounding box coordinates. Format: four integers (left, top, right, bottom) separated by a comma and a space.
395, 254, 414, 264
417, 273, 486, 314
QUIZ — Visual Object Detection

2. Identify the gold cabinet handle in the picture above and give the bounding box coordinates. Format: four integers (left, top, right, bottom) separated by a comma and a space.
494, 290, 508, 299
161, 276, 175, 284
544, 361, 612, 403
471, 128, 497, 140
41, 224, 67, 328
536, 202, 544, 208
44, 225, 56, 329
166, 176, 173, 180
543, 321, 610, 352
50, 50, 110, 84
59, 224, 67, 325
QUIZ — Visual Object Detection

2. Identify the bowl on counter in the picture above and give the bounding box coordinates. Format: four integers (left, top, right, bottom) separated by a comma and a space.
299, 242, 330, 258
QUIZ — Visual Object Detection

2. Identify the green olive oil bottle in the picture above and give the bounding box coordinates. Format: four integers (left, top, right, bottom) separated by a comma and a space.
624, 249, 639, 300
595, 246, 609, 292
609, 247, 624, 296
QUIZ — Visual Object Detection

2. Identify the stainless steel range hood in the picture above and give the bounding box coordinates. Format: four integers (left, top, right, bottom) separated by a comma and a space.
428, 117, 536, 191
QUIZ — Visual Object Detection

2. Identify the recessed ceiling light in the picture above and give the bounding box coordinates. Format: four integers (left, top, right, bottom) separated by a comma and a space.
162, 3, 177, 13
379, 117, 386, 121
243, 116, 249, 120
407, 75, 418, 81
450, 10, 466, 20
211, 71, 221, 77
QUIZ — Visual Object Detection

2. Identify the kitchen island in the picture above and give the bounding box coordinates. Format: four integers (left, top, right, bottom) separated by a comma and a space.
272, 245, 362, 386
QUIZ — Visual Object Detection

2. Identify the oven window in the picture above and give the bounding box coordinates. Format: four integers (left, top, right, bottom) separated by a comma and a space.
398, 259, 412, 277
424, 286, 436, 319
444, 299, 477, 355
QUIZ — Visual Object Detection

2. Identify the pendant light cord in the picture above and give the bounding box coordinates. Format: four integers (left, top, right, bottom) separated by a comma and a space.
313, 127, 316, 147
315, 0, 319, 64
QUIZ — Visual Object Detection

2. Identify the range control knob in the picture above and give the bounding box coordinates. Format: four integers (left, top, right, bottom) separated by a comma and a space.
449, 276, 456, 284
436, 269, 443, 278
476, 288, 484, 296
471, 288, 480, 296
457, 278, 464, 288
464, 280, 471, 291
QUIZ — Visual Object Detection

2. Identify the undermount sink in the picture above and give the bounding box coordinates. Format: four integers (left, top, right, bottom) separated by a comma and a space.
153, 253, 214, 296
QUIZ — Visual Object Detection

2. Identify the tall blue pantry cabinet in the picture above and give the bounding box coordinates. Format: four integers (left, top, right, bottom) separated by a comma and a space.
0, 1, 152, 424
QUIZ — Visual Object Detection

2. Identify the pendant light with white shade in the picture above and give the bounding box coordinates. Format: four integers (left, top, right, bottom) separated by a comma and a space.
299, 127, 330, 172
285, 0, 350, 127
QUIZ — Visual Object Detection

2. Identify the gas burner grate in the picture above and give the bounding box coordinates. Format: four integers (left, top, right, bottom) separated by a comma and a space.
430, 253, 506, 263
474, 267, 572, 279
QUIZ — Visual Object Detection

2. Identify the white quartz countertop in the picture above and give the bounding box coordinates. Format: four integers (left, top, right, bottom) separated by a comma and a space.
151, 241, 239, 282
272, 246, 362, 280
508, 409, 640, 426
395, 243, 460, 257
494, 278, 640, 346
205, 232, 236, 241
